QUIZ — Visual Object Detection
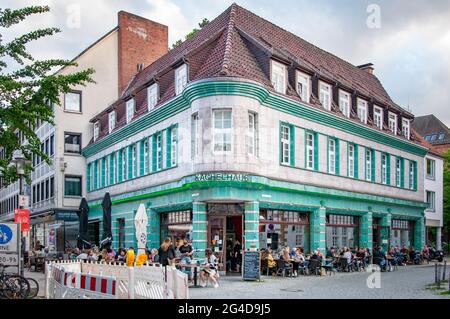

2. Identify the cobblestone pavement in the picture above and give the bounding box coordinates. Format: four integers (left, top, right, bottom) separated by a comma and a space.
189, 263, 450, 299
22, 262, 450, 299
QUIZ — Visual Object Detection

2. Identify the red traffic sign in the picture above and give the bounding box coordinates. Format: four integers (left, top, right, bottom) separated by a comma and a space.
14, 209, 30, 231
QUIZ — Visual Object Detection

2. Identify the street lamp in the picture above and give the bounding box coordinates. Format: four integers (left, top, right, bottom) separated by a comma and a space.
11, 150, 31, 276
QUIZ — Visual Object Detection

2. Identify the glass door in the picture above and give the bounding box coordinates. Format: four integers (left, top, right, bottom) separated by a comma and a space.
208, 216, 226, 272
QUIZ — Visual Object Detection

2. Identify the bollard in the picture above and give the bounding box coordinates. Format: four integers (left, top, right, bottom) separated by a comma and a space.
437, 263, 441, 288
442, 261, 447, 282
435, 263, 438, 284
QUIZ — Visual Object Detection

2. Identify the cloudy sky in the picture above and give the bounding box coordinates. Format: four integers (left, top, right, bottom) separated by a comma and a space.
2, 0, 450, 127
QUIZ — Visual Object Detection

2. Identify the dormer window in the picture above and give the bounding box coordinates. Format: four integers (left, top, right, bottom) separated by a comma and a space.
147, 83, 158, 111
108, 111, 116, 133
339, 90, 351, 118
373, 106, 383, 130
388, 112, 397, 135
175, 64, 188, 95
319, 81, 332, 111
271, 60, 286, 94
93, 122, 100, 142
126, 99, 135, 124
296, 71, 310, 103
402, 118, 410, 139
357, 98, 368, 124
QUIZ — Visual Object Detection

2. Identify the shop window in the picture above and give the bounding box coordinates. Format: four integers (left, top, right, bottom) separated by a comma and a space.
160, 210, 193, 243
259, 209, 310, 252
391, 220, 414, 248
326, 214, 359, 250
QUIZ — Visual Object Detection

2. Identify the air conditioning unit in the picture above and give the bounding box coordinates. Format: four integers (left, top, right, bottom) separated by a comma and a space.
59, 157, 67, 171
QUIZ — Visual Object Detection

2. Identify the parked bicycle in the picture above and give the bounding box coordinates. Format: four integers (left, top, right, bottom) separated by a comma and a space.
0, 264, 30, 299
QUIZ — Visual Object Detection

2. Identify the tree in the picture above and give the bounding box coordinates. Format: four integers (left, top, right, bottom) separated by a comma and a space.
0, 6, 94, 186
171, 18, 209, 49
443, 149, 450, 252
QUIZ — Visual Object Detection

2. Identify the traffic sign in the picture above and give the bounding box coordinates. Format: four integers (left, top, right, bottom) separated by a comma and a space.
0, 223, 19, 252
14, 209, 30, 231
19, 195, 29, 208
0, 253, 19, 266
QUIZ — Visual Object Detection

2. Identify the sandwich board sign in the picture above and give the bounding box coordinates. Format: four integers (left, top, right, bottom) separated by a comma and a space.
0, 223, 20, 267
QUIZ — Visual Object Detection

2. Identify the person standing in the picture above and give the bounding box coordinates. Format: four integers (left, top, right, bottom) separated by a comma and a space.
233, 240, 242, 272
158, 237, 176, 267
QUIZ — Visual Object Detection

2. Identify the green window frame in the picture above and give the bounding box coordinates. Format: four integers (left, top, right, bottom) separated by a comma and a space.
305, 131, 317, 170
87, 163, 92, 191
101, 157, 106, 188
109, 153, 115, 185
381, 153, 390, 185
409, 160, 417, 190
327, 137, 339, 175
280, 123, 294, 166
365, 147, 375, 182
93, 160, 98, 190
139, 140, 145, 176
347, 143, 358, 178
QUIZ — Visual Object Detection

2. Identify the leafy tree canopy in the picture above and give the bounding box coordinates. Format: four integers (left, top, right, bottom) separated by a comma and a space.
0, 5, 94, 186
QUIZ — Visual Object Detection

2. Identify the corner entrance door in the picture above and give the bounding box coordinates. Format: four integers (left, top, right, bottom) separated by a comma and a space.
208, 216, 226, 272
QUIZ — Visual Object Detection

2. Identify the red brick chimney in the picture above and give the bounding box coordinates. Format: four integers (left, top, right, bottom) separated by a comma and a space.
118, 11, 168, 96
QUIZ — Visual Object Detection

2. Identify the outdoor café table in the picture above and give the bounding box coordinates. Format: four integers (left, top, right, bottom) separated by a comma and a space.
178, 264, 202, 288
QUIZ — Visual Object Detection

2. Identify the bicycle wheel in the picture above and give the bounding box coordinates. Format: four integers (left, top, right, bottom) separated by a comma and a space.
3, 276, 30, 299
26, 277, 39, 299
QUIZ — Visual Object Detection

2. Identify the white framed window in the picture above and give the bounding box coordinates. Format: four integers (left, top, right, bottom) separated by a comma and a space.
156, 133, 163, 171
357, 99, 368, 124
111, 154, 116, 184
191, 113, 200, 159
171, 127, 177, 167
365, 149, 372, 181
143, 139, 149, 175
121, 148, 127, 181
396, 157, 402, 187
147, 83, 158, 111
271, 60, 287, 94
115, 152, 120, 184
426, 158, 435, 179
296, 71, 310, 103
126, 99, 135, 124
388, 112, 397, 135
89, 164, 94, 191
339, 90, 351, 118
281, 125, 290, 165
246, 113, 257, 156
328, 138, 336, 174
104, 157, 109, 187
213, 109, 232, 153
348, 144, 355, 178
306, 133, 315, 170
131, 144, 137, 178
319, 81, 332, 111
175, 64, 188, 95
64, 91, 81, 112
374, 106, 383, 130
381, 153, 387, 184
409, 161, 415, 190
402, 119, 410, 139
93, 122, 100, 142
426, 191, 436, 211
108, 111, 116, 133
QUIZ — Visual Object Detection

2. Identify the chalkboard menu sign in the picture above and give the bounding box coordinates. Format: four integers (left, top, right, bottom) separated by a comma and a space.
242, 251, 261, 281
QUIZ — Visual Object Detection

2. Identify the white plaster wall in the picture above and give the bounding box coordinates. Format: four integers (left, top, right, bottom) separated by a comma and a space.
87, 94, 425, 203
424, 154, 443, 227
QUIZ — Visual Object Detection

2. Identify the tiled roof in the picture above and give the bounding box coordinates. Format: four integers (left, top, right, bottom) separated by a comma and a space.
412, 114, 450, 145
411, 128, 443, 158
90, 3, 418, 144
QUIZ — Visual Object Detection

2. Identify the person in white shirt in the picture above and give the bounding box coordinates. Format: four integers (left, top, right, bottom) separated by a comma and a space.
200, 249, 219, 288
342, 247, 353, 264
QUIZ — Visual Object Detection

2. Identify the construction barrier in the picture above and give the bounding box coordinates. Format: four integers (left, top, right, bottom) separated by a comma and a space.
45, 260, 189, 299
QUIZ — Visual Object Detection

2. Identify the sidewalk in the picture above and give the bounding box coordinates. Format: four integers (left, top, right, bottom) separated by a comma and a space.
24, 269, 46, 298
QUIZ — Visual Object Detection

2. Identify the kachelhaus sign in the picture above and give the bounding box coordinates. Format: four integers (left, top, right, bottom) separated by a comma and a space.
194, 173, 250, 182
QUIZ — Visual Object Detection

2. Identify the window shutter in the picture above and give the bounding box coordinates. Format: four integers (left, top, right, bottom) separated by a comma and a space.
87, 163, 91, 191
166, 128, 172, 168
400, 158, 405, 188
101, 158, 106, 187
279, 125, 283, 163
139, 140, 145, 176
354, 144, 359, 179
118, 150, 123, 182
109, 153, 114, 185
371, 149, 376, 182
152, 134, 157, 172
413, 161, 417, 190
335, 139, 340, 175
128, 146, 133, 179
314, 132, 319, 171
93, 161, 98, 189
289, 125, 295, 166
386, 153, 391, 185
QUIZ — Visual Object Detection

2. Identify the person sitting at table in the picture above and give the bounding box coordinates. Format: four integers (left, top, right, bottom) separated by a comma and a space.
279, 247, 293, 277
200, 249, 219, 288
326, 247, 335, 259
342, 247, 353, 265
179, 239, 193, 279
266, 248, 277, 276
373, 246, 387, 271
310, 250, 322, 263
